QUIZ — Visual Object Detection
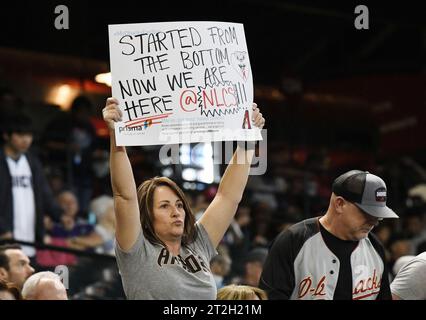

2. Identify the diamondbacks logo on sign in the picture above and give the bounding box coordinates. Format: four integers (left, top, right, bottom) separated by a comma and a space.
375, 188, 387, 202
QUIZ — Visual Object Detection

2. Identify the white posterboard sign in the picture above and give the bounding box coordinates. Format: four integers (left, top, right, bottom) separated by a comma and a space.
108, 21, 261, 146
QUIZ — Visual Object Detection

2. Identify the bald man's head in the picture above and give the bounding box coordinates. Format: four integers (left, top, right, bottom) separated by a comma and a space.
22, 272, 68, 300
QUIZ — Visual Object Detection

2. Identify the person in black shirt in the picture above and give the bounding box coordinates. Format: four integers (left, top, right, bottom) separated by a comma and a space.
260, 170, 398, 300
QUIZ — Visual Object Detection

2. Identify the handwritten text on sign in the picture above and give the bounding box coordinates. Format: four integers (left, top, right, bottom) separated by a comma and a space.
108, 21, 260, 146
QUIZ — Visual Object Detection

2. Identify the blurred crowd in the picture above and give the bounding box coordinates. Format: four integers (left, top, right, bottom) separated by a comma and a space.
0, 88, 425, 299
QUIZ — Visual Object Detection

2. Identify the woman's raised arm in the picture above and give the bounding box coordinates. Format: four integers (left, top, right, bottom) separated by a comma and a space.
103, 98, 141, 251
199, 103, 265, 248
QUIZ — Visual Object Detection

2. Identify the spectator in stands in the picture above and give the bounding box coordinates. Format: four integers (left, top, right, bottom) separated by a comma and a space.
43, 96, 98, 217
22, 271, 68, 300
232, 247, 268, 287
193, 192, 209, 220
391, 251, 426, 300
89, 195, 116, 255
46, 167, 66, 197
373, 222, 393, 248
210, 253, 232, 289
0, 113, 62, 258
250, 202, 273, 246
373, 222, 393, 266
223, 203, 252, 279
49, 190, 103, 252
103, 97, 265, 299
388, 234, 412, 271
0, 279, 23, 300
217, 284, 267, 300
0, 87, 23, 138
0, 244, 34, 290
403, 207, 426, 254
260, 170, 398, 300
36, 190, 102, 267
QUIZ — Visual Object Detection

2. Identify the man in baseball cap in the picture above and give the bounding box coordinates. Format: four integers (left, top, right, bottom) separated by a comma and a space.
260, 170, 398, 300
332, 170, 399, 219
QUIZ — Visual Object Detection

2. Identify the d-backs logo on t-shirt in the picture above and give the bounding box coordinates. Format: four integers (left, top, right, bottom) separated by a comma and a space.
157, 248, 210, 274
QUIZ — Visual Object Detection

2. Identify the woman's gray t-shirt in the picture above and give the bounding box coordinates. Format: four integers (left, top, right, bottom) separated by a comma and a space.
115, 222, 217, 299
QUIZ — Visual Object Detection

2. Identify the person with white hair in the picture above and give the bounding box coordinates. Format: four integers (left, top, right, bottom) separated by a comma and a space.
22, 271, 68, 300
89, 195, 116, 255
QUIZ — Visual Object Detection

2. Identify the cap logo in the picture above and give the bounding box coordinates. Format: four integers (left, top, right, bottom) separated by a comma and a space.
375, 188, 386, 202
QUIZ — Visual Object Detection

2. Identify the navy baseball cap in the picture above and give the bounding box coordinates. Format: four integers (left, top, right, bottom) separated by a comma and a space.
332, 170, 399, 219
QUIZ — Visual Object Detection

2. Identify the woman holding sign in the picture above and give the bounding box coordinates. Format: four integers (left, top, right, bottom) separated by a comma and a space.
102, 97, 265, 299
